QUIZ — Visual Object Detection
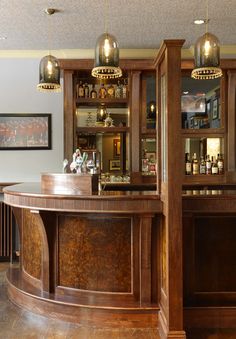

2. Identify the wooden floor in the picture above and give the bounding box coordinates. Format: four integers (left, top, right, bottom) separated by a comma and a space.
0, 262, 160, 339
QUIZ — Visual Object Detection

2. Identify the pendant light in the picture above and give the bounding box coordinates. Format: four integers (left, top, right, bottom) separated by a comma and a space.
37, 8, 61, 92
191, 0, 222, 80
91, 0, 122, 79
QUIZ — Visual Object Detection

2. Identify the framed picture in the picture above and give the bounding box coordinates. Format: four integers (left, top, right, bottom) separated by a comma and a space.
212, 98, 218, 120
109, 159, 121, 171
206, 100, 211, 116
113, 138, 120, 157
0, 113, 51, 150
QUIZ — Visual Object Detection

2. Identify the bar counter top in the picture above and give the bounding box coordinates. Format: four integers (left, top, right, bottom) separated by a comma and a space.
3, 183, 161, 214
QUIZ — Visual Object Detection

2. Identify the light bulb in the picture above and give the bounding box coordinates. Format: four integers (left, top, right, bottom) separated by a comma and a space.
103, 38, 110, 58
203, 39, 211, 58
47, 60, 53, 75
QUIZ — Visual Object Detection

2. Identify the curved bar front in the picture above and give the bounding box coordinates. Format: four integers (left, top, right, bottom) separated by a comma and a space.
4, 183, 162, 328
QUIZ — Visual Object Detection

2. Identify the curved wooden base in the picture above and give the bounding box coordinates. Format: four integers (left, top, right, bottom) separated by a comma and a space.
7, 267, 158, 328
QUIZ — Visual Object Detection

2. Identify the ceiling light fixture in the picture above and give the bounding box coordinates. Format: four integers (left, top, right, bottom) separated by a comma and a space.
91, 0, 122, 79
191, 0, 222, 80
194, 19, 206, 25
37, 8, 61, 92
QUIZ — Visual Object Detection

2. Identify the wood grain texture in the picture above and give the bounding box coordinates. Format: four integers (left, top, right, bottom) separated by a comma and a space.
58, 215, 131, 292
22, 209, 42, 280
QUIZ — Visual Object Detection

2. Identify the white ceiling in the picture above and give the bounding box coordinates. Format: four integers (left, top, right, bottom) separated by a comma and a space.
0, 0, 235, 57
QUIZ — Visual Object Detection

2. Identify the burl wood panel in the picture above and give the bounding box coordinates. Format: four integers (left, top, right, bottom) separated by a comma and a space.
22, 210, 42, 280
58, 215, 131, 292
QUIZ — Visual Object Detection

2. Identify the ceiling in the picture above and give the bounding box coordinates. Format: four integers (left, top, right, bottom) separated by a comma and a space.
0, 0, 235, 58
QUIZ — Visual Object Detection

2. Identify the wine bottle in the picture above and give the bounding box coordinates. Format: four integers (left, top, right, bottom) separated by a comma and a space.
78, 81, 84, 98
192, 153, 199, 175
185, 153, 192, 175
84, 83, 89, 98
199, 156, 206, 174
217, 153, 224, 174
206, 155, 212, 175
211, 156, 219, 175
90, 84, 97, 99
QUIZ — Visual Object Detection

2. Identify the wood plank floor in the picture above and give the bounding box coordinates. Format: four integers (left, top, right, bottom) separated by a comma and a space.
0, 263, 160, 339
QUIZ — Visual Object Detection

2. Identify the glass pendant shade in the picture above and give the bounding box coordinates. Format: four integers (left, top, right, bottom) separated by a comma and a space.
37, 55, 61, 92
191, 32, 222, 80
92, 33, 122, 79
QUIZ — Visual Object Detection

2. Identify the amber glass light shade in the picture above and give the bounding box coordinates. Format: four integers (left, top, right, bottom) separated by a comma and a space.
92, 33, 122, 79
191, 32, 222, 80
37, 55, 61, 92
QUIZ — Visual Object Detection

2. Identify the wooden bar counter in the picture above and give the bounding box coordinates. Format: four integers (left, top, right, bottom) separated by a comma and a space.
3, 182, 162, 327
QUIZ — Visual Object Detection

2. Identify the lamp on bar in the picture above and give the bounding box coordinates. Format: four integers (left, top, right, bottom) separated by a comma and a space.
37, 8, 61, 92
191, 0, 222, 80
91, 1, 122, 79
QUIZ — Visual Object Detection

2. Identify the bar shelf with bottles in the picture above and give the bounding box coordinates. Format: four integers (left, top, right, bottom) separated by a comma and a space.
183, 137, 225, 184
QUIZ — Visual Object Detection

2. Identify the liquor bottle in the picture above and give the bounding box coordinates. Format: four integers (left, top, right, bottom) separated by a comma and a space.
211, 156, 219, 175
115, 81, 122, 98
78, 81, 84, 98
199, 156, 206, 174
99, 83, 107, 99
192, 153, 199, 175
185, 153, 192, 175
217, 153, 224, 174
84, 83, 89, 98
107, 84, 115, 98
122, 79, 128, 98
90, 84, 97, 99
206, 155, 212, 175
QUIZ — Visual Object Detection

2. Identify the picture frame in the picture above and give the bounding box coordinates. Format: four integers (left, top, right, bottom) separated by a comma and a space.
109, 159, 120, 171
0, 113, 51, 150
206, 100, 211, 117
212, 98, 218, 120
113, 138, 120, 157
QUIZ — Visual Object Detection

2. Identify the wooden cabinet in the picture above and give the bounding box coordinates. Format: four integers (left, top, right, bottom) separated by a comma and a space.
60, 59, 157, 184
181, 69, 227, 184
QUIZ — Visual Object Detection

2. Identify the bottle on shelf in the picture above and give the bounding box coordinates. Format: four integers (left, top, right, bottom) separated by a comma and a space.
99, 83, 107, 99
107, 83, 115, 98
90, 84, 97, 99
206, 154, 212, 175
84, 83, 89, 98
217, 153, 224, 174
185, 153, 192, 175
199, 156, 206, 174
115, 80, 122, 98
122, 79, 128, 98
211, 156, 219, 175
192, 153, 199, 175
77, 81, 84, 98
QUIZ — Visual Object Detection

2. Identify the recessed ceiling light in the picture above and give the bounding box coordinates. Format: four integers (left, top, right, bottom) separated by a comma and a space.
183, 91, 189, 95
0, 36, 7, 40
194, 19, 206, 25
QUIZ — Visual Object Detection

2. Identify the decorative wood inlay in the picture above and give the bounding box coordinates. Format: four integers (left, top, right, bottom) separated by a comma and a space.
58, 215, 132, 292
22, 209, 42, 280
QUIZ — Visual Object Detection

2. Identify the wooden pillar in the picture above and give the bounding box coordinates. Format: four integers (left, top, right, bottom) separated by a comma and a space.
154, 40, 186, 339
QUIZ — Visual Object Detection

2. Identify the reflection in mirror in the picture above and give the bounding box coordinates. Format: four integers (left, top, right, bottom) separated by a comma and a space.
182, 76, 221, 129
141, 138, 156, 175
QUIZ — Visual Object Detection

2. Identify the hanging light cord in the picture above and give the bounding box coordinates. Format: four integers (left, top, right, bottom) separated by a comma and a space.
104, 0, 109, 34
205, 0, 209, 34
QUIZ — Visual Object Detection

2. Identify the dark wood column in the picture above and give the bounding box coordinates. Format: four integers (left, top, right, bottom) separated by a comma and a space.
64, 70, 75, 160
154, 40, 186, 339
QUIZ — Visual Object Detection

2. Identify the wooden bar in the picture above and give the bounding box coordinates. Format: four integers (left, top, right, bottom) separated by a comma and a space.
4, 183, 161, 328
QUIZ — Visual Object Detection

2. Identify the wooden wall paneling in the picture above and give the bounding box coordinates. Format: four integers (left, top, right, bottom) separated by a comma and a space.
64, 70, 75, 160
139, 214, 152, 304
12, 207, 23, 269
154, 40, 186, 339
